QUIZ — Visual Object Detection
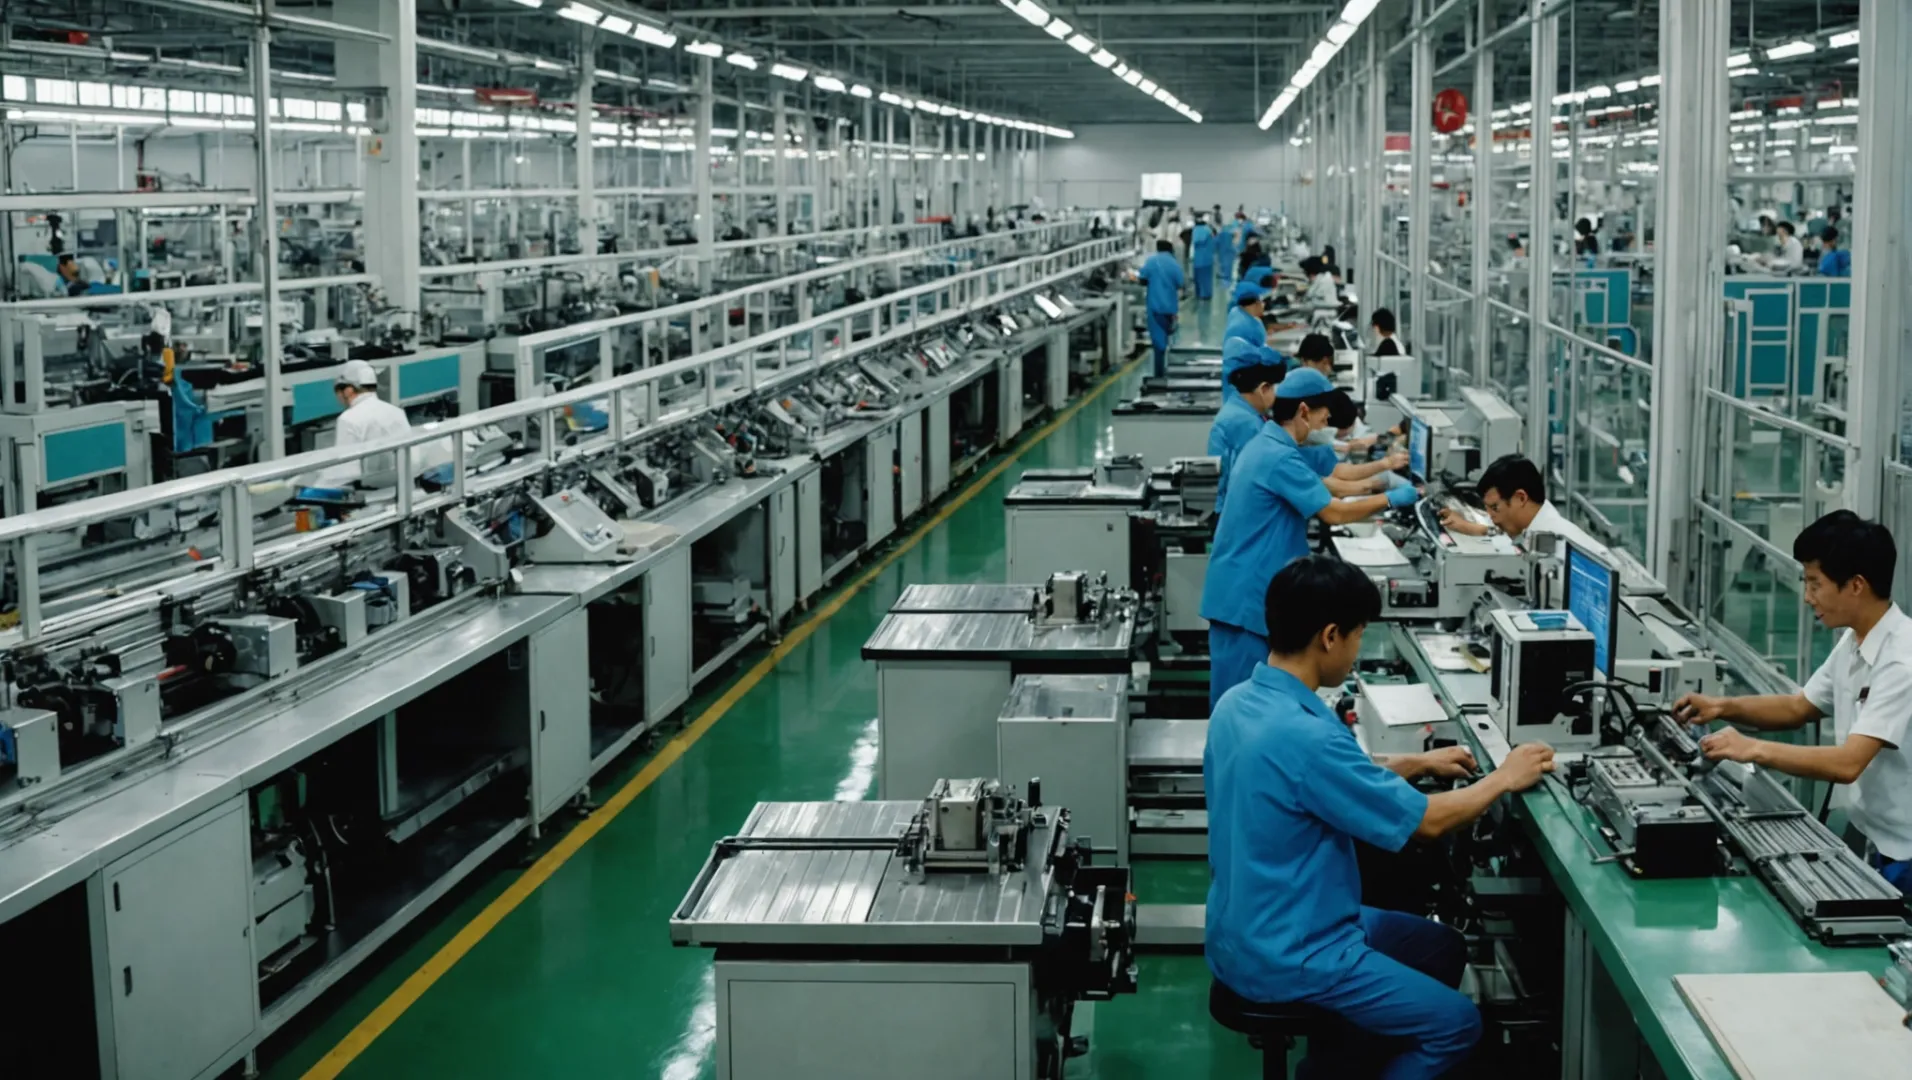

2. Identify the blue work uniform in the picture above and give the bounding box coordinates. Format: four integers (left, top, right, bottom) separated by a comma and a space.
1206, 664, 1480, 1079
1138, 251, 1185, 377
1199, 423, 1330, 709
1221, 308, 1281, 403
1190, 224, 1217, 301
1207, 393, 1265, 517
1215, 222, 1238, 286
1819, 248, 1851, 277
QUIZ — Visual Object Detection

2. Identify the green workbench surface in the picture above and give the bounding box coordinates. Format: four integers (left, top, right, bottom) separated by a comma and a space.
1384, 624, 1883, 1080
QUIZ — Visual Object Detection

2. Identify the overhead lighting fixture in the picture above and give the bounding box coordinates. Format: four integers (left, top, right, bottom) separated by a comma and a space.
1616, 79, 1640, 93
598, 15, 632, 34
1829, 30, 1860, 48
508, 0, 542, 7
1092, 49, 1116, 67
1152, 87, 1172, 103
1586, 85, 1611, 98
1326, 20, 1356, 46
1067, 34, 1095, 54
725, 52, 758, 69
1113, 62, 1129, 76
1258, 0, 1388, 128
1138, 79, 1156, 94
1121, 69, 1143, 87
957, 109, 974, 120
770, 63, 807, 81
686, 40, 723, 57
850, 83, 873, 98
1640, 74, 1663, 87
1011, 0, 1050, 27
533, 57, 565, 71
813, 74, 845, 92
1728, 52, 1752, 68
630, 23, 677, 48
556, 3, 602, 25
1765, 39, 1817, 60
879, 91, 902, 105
1045, 19, 1072, 39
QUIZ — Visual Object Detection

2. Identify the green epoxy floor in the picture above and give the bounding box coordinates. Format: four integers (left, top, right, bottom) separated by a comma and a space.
262, 302, 1260, 1079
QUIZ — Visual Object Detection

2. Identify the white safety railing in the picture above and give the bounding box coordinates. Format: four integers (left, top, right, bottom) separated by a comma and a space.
1, 234, 1134, 644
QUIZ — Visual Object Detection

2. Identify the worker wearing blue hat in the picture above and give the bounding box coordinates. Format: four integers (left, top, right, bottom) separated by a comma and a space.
1221, 275, 1282, 401
1133, 240, 1185, 377
1190, 215, 1218, 302
1209, 361, 1282, 516
1200, 367, 1419, 710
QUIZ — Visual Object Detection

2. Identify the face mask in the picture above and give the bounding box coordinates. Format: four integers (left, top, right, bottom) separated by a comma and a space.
1306, 426, 1337, 446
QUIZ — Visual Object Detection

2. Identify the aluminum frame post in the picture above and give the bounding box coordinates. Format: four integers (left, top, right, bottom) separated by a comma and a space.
1524, 1, 1556, 469
1647, 0, 1729, 584
1470, 0, 1495, 386
252, 20, 284, 460
695, 58, 714, 289
1409, 0, 1433, 359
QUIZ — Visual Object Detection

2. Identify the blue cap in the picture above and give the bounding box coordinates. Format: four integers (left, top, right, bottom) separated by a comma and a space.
1242, 266, 1275, 288
1275, 367, 1336, 399
1232, 280, 1270, 304
1221, 337, 1261, 362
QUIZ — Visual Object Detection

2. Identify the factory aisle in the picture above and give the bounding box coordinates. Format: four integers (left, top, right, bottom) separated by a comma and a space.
267, 338, 1252, 1080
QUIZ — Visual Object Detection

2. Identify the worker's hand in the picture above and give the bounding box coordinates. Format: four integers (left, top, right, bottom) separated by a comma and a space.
1673, 692, 1729, 727
1438, 508, 1491, 536
1386, 484, 1421, 509
1347, 435, 1379, 453
1383, 450, 1409, 471
1700, 726, 1762, 764
1495, 742, 1557, 792
1418, 745, 1479, 780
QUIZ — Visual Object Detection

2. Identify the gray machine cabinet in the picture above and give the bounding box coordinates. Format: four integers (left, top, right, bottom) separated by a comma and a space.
1042, 331, 1069, 411
715, 960, 1034, 1080
796, 469, 823, 602
92, 798, 255, 1080
645, 547, 694, 723
1005, 505, 1133, 589
999, 711, 1128, 866
999, 355, 1025, 442
769, 485, 799, 620
531, 608, 592, 821
877, 659, 1013, 798
898, 409, 925, 520
927, 397, 952, 498
863, 424, 898, 545
1164, 550, 1210, 634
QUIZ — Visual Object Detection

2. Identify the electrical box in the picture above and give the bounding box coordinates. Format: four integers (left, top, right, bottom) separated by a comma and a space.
1486, 608, 1597, 749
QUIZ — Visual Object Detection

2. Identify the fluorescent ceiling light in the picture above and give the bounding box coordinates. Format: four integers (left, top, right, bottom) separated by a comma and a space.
850, 84, 873, 98
770, 63, 807, 81
1011, 0, 1050, 27
1765, 39, 1817, 60
1829, 30, 1860, 48
1640, 74, 1662, 87
1344, 0, 1383, 20
958, 109, 974, 120
1068, 34, 1095, 54
1137, 79, 1156, 94
813, 75, 846, 92
1113, 62, 1129, 76
1310, 41, 1338, 65
686, 40, 723, 57
556, 3, 602, 25
508, 0, 542, 6
1586, 85, 1611, 98
1046, 20, 1072, 39
597, 15, 632, 34
879, 91, 902, 104
1121, 69, 1143, 86
725, 52, 758, 69
1615, 79, 1640, 93
1152, 87, 1172, 102
1326, 21, 1356, 46
533, 57, 565, 71
1728, 52, 1752, 67
1092, 49, 1116, 67
631, 24, 677, 48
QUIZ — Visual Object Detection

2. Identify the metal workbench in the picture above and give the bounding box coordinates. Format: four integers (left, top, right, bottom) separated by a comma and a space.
891, 582, 1041, 613
1385, 622, 1883, 1080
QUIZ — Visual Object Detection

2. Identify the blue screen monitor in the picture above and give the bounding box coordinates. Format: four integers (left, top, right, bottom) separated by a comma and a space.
1407, 418, 1430, 482
1563, 540, 1620, 678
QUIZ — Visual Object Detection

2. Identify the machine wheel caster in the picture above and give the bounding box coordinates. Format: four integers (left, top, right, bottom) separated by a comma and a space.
573, 800, 598, 818
1066, 1036, 1090, 1058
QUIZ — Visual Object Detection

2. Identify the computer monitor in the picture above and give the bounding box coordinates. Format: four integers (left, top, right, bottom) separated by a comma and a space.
1407, 417, 1431, 483
1562, 540, 1620, 678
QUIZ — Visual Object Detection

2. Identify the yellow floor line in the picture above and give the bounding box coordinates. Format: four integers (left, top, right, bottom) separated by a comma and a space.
302, 355, 1142, 1079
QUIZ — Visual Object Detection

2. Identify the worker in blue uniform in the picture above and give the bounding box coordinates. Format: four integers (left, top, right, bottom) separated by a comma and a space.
1134, 239, 1185, 377
1199, 368, 1417, 709
1220, 314, 1282, 405
1190, 216, 1217, 302
1207, 555, 1556, 1079
1208, 361, 1282, 515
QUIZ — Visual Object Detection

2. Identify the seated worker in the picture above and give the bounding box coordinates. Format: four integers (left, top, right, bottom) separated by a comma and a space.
1437, 453, 1608, 556
1209, 362, 1283, 515
1301, 255, 1339, 309
1134, 240, 1185, 377
1207, 555, 1556, 1079
1371, 307, 1407, 356
1819, 227, 1852, 277
1677, 512, 1912, 893
1199, 368, 1419, 709
1221, 278, 1282, 399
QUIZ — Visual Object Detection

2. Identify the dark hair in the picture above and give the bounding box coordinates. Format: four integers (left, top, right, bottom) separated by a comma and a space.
1297, 333, 1334, 362
1227, 363, 1285, 392
1370, 307, 1397, 334
1321, 244, 1337, 264
1155, 239, 1174, 253
1265, 555, 1382, 655
1477, 454, 1545, 505
1325, 391, 1358, 430
1828, 206, 1842, 219
1777, 221, 1795, 237
1575, 217, 1595, 236
1822, 227, 1839, 245
1793, 510, 1896, 598
1270, 391, 1339, 424
1300, 256, 1325, 276
1238, 292, 1265, 310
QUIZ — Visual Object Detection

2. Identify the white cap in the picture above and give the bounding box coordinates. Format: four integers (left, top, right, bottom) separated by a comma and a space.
335, 359, 378, 389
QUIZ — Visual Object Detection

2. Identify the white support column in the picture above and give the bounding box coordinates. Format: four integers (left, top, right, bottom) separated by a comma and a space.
1470, 0, 1495, 386
1646, 0, 1729, 583
1525, 2, 1556, 463
694, 58, 714, 289
882, 109, 896, 227
574, 35, 598, 269
1845, 0, 1912, 516
251, 22, 284, 460
773, 92, 789, 241
1358, 24, 1382, 312
1409, 0, 1433, 361
334, 0, 419, 319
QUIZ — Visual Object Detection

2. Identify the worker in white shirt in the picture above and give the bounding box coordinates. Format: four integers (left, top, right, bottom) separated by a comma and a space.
1436, 454, 1609, 556
1300, 255, 1339, 309
1763, 221, 1805, 273
314, 359, 414, 488
1675, 512, 1912, 895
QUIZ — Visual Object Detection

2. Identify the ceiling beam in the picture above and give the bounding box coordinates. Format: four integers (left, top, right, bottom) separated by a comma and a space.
779, 36, 1301, 46
671, 3, 1334, 18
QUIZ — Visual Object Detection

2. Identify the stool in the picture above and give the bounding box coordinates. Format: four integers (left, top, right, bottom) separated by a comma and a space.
1209, 979, 1332, 1080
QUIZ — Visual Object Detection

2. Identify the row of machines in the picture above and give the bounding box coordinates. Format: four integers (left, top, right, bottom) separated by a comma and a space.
0, 235, 1131, 1080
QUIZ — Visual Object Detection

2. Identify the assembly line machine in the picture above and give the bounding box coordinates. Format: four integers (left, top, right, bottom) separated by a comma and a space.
0, 230, 1134, 1080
